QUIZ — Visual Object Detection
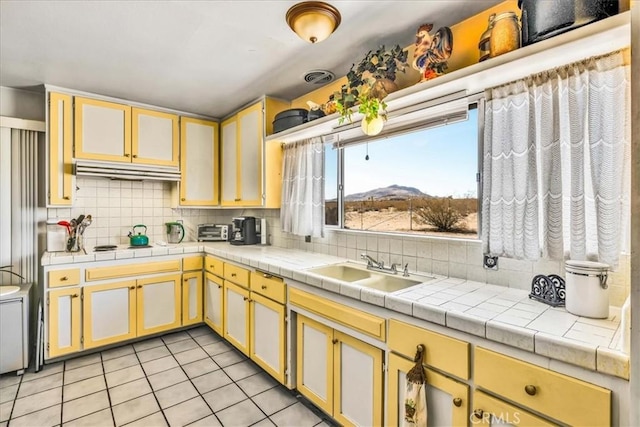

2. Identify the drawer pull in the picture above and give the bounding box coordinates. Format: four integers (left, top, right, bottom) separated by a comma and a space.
473, 409, 484, 419
60, 276, 69, 281
209, 265, 215, 269
261, 285, 267, 290
525, 385, 537, 396
231, 273, 237, 277
453, 398, 462, 407
71, 294, 79, 298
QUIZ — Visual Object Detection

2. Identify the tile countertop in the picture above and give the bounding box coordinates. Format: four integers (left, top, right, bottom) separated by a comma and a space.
41, 242, 629, 380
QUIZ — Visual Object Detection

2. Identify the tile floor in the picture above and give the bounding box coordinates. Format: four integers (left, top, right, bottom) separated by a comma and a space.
0, 326, 334, 427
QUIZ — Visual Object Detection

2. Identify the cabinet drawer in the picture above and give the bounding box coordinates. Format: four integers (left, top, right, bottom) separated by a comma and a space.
48, 269, 81, 288
472, 390, 555, 427
250, 271, 285, 304
475, 347, 611, 426
223, 263, 250, 286
289, 288, 385, 341
183, 256, 203, 271
205, 256, 224, 276
388, 319, 469, 380
85, 260, 181, 281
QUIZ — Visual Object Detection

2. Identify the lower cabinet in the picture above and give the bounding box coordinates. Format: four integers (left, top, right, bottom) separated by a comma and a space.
296, 314, 383, 427
204, 272, 224, 335
387, 353, 469, 427
83, 274, 181, 349
182, 271, 203, 326
47, 287, 82, 358
250, 291, 286, 384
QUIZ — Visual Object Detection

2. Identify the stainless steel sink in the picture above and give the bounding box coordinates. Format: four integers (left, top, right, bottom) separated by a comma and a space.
306, 262, 429, 292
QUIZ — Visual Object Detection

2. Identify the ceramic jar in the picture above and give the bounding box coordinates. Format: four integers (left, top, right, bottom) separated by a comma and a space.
489, 12, 520, 58
478, 13, 496, 62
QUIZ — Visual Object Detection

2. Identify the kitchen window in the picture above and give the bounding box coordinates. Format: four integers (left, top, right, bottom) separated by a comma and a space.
325, 104, 479, 239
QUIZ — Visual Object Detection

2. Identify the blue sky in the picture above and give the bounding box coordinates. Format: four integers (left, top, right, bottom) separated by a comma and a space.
325, 108, 478, 200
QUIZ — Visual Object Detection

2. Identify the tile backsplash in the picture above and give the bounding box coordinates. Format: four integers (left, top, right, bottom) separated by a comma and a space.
46, 177, 631, 307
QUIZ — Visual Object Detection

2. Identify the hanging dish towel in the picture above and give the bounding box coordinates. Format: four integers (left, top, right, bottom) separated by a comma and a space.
404, 345, 428, 427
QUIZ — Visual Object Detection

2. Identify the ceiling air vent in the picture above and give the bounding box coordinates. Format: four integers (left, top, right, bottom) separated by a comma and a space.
303, 70, 335, 85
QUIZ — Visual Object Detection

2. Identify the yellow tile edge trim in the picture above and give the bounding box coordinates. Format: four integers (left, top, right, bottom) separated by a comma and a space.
289, 288, 386, 341
85, 259, 181, 281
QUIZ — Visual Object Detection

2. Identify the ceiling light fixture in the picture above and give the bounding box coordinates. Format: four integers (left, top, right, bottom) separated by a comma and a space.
286, 1, 341, 44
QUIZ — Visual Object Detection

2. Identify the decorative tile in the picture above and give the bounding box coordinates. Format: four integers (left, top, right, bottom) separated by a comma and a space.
182, 358, 220, 379
142, 356, 179, 376
136, 346, 171, 363
101, 345, 134, 361
64, 363, 103, 385
446, 310, 486, 337
202, 383, 247, 413
173, 348, 208, 365
147, 367, 188, 392
108, 378, 152, 406
192, 370, 232, 395
63, 375, 106, 402
124, 411, 167, 427
224, 360, 260, 381
269, 402, 321, 427
251, 387, 297, 416
162, 396, 212, 427
534, 332, 596, 370
62, 390, 110, 423
8, 404, 60, 427
12, 386, 62, 418
62, 408, 113, 427
105, 365, 145, 389
212, 350, 246, 368
65, 353, 102, 371
596, 347, 629, 380
166, 339, 199, 354
216, 400, 265, 427
103, 354, 139, 373
112, 393, 160, 426
486, 321, 535, 352
412, 303, 446, 326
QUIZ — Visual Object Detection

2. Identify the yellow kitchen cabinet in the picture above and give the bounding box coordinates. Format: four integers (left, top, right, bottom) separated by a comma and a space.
48, 268, 81, 288
74, 97, 179, 166
179, 117, 219, 206
475, 347, 611, 426
47, 287, 82, 358
387, 353, 469, 427
223, 280, 251, 355
48, 92, 74, 206
296, 314, 383, 427
204, 272, 224, 335
83, 274, 181, 349
220, 97, 289, 207
471, 390, 555, 427
181, 271, 203, 326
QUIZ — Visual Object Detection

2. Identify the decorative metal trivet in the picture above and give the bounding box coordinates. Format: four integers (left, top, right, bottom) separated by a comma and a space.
529, 274, 565, 307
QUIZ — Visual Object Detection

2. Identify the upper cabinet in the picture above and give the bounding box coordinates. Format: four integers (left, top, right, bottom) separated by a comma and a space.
74, 97, 179, 166
221, 97, 289, 207
48, 92, 74, 206
179, 117, 219, 206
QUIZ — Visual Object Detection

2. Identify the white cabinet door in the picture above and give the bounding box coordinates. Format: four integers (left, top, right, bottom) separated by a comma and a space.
387, 353, 469, 427
48, 287, 82, 358
182, 271, 203, 326
220, 116, 237, 204
74, 97, 131, 162
237, 103, 262, 205
137, 274, 181, 337
223, 280, 250, 355
132, 107, 178, 167
179, 117, 218, 206
250, 292, 285, 383
0, 300, 24, 373
204, 272, 224, 335
48, 92, 74, 205
296, 314, 333, 416
83, 280, 136, 349
334, 330, 383, 427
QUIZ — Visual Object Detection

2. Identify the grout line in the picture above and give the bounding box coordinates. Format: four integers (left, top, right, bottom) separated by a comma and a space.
130, 345, 171, 427
100, 351, 117, 427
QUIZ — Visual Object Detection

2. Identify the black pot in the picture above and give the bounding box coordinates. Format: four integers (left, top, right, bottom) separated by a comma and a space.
518, 0, 618, 46
273, 109, 308, 133
307, 109, 326, 121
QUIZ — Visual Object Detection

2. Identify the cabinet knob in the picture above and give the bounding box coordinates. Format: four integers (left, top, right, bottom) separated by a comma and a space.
132, 154, 138, 158
453, 398, 462, 407
129, 286, 135, 290
473, 409, 484, 419
261, 285, 267, 290
231, 273, 237, 277
243, 296, 248, 301
217, 285, 222, 289
234, 198, 241, 202
71, 294, 79, 298
184, 278, 188, 282
524, 385, 537, 396
124, 153, 130, 157
181, 198, 186, 201
332, 338, 338, 344
63, 196, 70, 200
60, 276, 68, 281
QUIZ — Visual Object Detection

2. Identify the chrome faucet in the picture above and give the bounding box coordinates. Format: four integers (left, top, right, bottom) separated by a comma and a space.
361, 253, 401, 275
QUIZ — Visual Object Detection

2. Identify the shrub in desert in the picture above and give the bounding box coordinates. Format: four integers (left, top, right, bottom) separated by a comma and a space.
415, 197, 464, 231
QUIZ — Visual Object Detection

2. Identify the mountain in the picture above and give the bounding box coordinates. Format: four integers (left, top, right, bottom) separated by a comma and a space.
344, 185, 430, 201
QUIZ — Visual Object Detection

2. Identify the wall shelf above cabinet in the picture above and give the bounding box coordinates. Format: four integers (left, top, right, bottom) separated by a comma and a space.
267, 11, 630, 144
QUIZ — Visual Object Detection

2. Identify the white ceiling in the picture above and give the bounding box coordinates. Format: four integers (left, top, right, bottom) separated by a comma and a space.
0, 1, 501, 118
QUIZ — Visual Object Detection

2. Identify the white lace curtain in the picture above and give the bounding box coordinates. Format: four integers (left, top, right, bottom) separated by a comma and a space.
280, 137, 325, 238
482, 50, 631, 268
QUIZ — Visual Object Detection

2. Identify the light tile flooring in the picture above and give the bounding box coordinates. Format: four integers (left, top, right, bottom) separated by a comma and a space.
0, 326, 334, 427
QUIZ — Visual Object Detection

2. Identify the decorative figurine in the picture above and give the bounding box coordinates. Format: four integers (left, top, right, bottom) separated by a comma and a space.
412, 23, 453, 81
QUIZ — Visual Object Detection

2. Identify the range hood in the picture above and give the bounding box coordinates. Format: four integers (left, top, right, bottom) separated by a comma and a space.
74, 159, 181, 181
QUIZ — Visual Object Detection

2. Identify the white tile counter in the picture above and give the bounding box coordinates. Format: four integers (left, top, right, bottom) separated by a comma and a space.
42, 242, 629, 379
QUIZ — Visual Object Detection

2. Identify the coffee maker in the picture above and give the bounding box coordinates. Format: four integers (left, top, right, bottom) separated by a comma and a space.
230, 217, 258, 245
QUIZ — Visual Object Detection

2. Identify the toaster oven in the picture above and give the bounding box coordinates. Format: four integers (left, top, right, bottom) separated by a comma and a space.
197, 224, 231, 242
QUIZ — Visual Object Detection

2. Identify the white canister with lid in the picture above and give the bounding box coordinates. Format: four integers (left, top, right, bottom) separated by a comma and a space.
565, 260, 610, 318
